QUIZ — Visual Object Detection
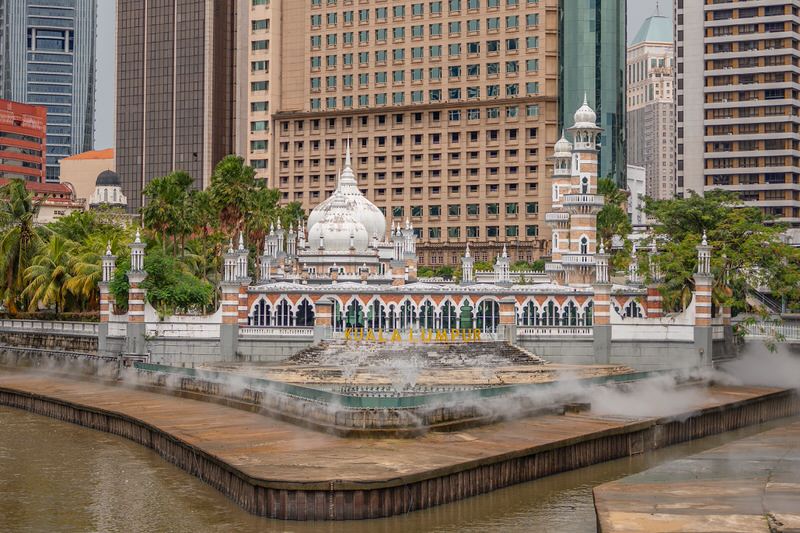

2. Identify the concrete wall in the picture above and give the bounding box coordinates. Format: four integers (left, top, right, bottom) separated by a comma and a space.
0, 331, 97, 353
518, 338, 595, 365
239, 338, 313, 362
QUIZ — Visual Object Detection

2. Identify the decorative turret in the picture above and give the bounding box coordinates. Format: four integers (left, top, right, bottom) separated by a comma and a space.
129, 228, 145, 273
461, 242, 474, 285
235, 232, 249, 282
628, 243, 642, 285
595, 242, 609, 284
494, 244, 511, 286
223, 238, 237, 283
567, 94, 602, 152
648, 240, 662, 283
286, 225, 297, 257
552, 131, 573, 178
696, 230, 711, 276
101, 241, 116, 283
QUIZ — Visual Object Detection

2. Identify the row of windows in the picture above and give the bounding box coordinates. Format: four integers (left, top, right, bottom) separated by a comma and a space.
311, 14, 538, 31
310, 84, 538, 108
415, 225, 538, 239
310, 0, 535, 12
310, 61, 538, 84
310, 40, 539, 68
312, 33, 529, 52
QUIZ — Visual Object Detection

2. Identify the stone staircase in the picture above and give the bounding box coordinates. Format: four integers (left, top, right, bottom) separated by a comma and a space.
288, 339, 546, 368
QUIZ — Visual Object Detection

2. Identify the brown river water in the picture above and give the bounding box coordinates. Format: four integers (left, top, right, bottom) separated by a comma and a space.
1, 406, 796, 533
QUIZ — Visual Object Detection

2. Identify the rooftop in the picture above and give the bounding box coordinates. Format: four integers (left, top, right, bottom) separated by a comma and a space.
61, 148, 114, 161
631, 15, 673, 46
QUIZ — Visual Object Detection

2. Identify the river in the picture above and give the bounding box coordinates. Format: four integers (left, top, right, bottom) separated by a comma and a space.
1, 406, 796, 533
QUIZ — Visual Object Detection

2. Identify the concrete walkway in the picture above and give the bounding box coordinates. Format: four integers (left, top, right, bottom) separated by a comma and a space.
594, 421, 800, 532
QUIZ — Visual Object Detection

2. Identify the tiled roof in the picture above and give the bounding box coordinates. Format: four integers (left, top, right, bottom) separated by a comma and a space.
61, 148, 114, 161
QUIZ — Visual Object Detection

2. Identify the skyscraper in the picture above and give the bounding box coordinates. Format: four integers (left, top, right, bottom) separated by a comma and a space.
627, 12, 675, 200
242, 0, 560, 266
558, 0, 626, 186
0, 0, 96, 182
675, 1, 799, 225
116, 0, 239, 213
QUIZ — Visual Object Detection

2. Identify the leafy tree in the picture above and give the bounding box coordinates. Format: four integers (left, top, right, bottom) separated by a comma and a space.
644, 190, 800, 313
142, 171, 193, 255
21, 235, 76, 313
209, 155, 256, 235
596, 177, 633, 272
0, 179, 42, 312
511, 260, 545, 271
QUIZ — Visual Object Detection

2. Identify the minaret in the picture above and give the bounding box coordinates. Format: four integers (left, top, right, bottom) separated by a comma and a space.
562, 97, 605, 287
461, 242, 474, 285
98, 241, 116, 356
544, 131, 574, 285
694, 231, 714, 366
126, 228, 147, 356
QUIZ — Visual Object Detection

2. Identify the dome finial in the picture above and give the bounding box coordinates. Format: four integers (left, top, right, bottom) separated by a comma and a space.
702, 229, 707, 246
345, 139, 352, 168
583, 92, 588, 107
105, 240, 113, 256
465, 242, 471, 258
502, 244, 508, 258
238, 231, 244, 251
134, 227, 141, 244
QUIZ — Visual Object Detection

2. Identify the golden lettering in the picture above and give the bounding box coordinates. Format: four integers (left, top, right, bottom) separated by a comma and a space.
473, 328, 481, 341
408, 330, 414, 343
435, 329, 448, 342
390, 330, 402, 342
366, 329, 376, 341
355, 328, 364, 341
420, 329, 433, 343
344, 328, 352, 340
378, 329, 386, 342
450, 329, 460, 342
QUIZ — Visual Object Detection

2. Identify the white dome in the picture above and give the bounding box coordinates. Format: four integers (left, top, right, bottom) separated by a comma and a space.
573, 95, 598, 128
307, 195, 370, 251
307, 144, 387, 240
553, 132, 573, 157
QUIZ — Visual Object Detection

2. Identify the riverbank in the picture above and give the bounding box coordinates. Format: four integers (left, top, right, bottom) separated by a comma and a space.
0, 370, 797, 520
593, 421, 800, 532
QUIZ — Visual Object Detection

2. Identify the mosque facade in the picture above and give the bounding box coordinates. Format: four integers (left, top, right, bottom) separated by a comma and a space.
98, 103, 729, 369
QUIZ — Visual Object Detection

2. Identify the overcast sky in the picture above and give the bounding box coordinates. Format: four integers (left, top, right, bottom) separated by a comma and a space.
91, 0, 672, 150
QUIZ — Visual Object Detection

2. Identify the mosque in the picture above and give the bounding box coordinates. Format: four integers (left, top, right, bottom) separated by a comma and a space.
99, 102, 729, 369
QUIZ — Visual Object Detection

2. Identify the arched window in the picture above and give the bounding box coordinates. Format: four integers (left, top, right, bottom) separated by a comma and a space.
344, 300, 365, 329
553, 232, 559, 251
476, 299, 500, 333
580, 236, 589, 255
275, 299, 292, 326
459, 300, 475, 330
441, 301, 458, 330
563, 301, 578, 326
581, 302, 593, 326
366, 300, 386, 330
624, 300, 643, 319
521, 301, 538, 326
419, 301, 435, 329
251, 299, 272, 326
295, 299, 315, 327
399, 300, 417, 330
540, 300, 557, 326
386, 304, 398, 331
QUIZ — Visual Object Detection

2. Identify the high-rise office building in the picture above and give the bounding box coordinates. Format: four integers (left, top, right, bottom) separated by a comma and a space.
243, 0, 559, 266
0, 0, 96, 182
116, 0, 239, 213
626, 12, 675, 200
558, 0, 626, 186
675, 1, 799, 225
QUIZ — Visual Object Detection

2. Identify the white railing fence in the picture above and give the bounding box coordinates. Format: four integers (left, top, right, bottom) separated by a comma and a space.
0, 319, 98, 336
240, 327, 315, 337
517, 326, 592, 337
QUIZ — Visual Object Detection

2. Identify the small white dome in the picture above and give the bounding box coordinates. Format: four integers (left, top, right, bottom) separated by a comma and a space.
553, 132, 573, 157
307, 143, 387, 240
307, 195, 370, 251
573, 95, 597, 128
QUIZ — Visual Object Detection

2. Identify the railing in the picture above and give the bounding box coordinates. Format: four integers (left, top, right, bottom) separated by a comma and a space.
562, 254, 596, 266
0, 319, 98, 336
240, 327, 314, 337
517, 326, 592, 337
544, 212, 570, 222
744, 321, 800, 342
562, 194, 605, 206
146, 323, 220, 339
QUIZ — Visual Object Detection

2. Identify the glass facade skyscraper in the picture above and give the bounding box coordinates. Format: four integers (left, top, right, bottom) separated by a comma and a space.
558, 0, 626, 185
0, 0, 96, 182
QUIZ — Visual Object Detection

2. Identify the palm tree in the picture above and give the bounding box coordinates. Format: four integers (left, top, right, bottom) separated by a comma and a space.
142, 171, 193, 255
0, 179, 42, 313
22, 234, 76, 313
209, 155, 257, 235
